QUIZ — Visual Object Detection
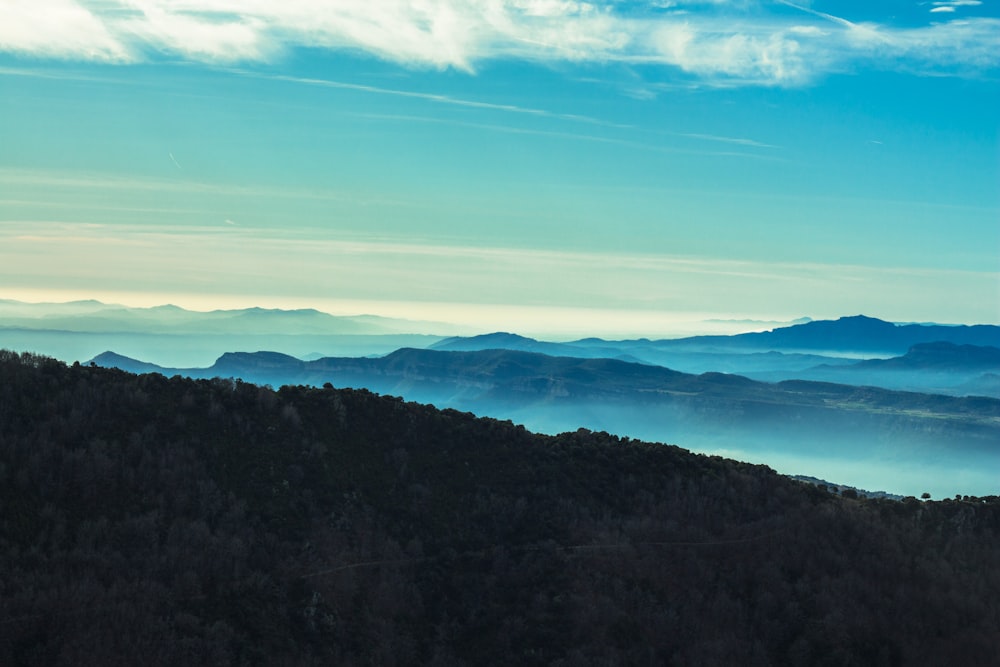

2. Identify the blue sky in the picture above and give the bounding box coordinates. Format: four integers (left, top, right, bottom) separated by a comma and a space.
1, 0, 997, 336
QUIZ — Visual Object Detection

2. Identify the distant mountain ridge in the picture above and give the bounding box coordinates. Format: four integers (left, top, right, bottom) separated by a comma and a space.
708, 315, 1000, 354
430, 317, 1000, 396
778, 342, 1000, 397
0, 298, 450, 336
0, 299, 447, 366
435, 315, 1000, 357
854, 342, 1000, 370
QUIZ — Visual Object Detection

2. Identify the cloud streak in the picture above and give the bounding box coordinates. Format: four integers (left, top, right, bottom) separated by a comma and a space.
0, 1, 996, 85
235, 70, 629, 128
350, 112, 777, 159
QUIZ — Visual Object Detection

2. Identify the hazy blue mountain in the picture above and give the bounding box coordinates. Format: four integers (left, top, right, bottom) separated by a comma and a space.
751, 343, 1000, 398
434, 331, 859, 372
91, 347, 1000, 497
356, 315, 1000, 361
0, 298, 450, 335
0, 328, 443, 369
432, 332, 574, 355
429, 317, 1000, 395
956, 373, 1000, 398
0, 299, 446, 367
854, 342, 1000, 370
663, 314, 1000, 355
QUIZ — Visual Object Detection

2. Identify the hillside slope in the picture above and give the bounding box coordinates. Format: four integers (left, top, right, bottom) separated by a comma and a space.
2, 351, 999, 665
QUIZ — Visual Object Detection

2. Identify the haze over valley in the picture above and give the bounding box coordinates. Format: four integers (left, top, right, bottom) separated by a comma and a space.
4, 299, 997, 498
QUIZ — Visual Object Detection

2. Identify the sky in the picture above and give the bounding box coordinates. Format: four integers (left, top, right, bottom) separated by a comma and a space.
1, 0, 998, 338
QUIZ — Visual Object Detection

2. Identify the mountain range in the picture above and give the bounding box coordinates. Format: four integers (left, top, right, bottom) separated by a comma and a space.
0, 298, 449, 335
0, 299, 446, 366
90, 343, 1000, 498
435, 314, 1000, 355
430, 316, 1000, 396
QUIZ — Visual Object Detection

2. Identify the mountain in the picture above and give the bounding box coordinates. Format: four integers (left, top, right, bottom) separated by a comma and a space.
436, 316, 1000, 358
90, 347, 1000, 497
432, 331, 574, 356
853, 342, 1000, 371
774, 343, 1000, 398
427, 318, 1000, 396
0, 299, 446, 367
89, 350, 168, 375
673, 314, 1000, 355
956, 372, 1000, 398
2, 350, 998, 665
0, 298, 450, 336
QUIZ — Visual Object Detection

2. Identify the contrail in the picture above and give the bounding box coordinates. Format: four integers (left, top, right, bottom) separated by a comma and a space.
168, 152, 182, 170
775, 0, 859, 29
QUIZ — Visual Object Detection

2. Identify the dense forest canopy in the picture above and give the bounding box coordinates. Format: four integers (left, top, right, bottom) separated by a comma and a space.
1, 351, 998, 665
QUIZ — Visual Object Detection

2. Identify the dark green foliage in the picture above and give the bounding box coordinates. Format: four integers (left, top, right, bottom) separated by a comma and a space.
1, 351, 999, 665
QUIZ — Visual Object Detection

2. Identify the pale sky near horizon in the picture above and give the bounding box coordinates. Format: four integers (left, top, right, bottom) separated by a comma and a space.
1, 0, 998, 337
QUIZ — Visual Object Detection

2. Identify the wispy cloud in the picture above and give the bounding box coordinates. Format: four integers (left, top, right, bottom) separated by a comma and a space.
1, 1, 997, 85
930, 0, 983, 12
0, 167, 429, 212
675, 132, 775, 148
0, 167, 347, 201
235, 70, 629, 128
350, 112, 777, 159
775, 0, 862, 31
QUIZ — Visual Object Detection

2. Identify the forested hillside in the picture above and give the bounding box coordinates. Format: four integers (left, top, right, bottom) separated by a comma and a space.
1, 351, 998, 665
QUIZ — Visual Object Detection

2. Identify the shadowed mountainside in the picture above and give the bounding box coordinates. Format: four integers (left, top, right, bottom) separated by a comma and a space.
2, 351, 999, 665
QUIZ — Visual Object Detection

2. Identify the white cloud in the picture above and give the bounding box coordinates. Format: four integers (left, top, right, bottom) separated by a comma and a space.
929, 0, 983, 13
119, 0, 268, 62
1, 1, 998, 84
875, 18, 1000, 70
646, 22, 813, 83
0, 0, 130, 61
787, 26, 827, 36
